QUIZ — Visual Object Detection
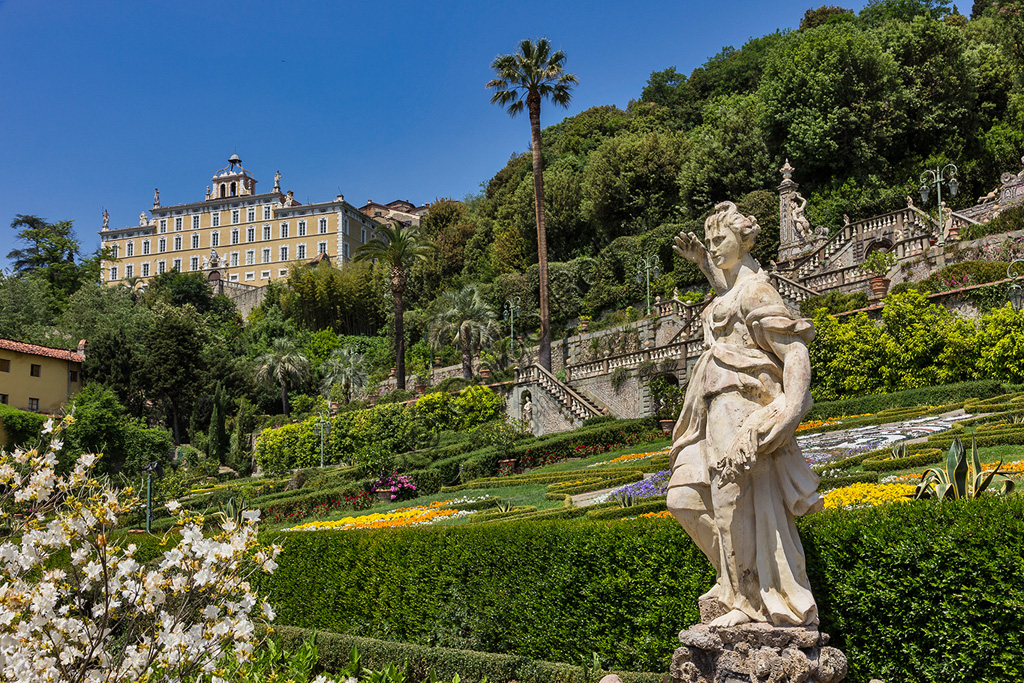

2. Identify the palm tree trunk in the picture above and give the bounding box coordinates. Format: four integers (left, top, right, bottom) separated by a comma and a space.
461, 325, 473, 380
394, 285, 406, 391
280, 381, 289, 416
528, 91, 551, 371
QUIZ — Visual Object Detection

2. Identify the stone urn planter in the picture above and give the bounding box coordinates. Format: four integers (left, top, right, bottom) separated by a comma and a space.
659, 419, 675, 434
869, 276, 890, 299
480, 368, 492, 381
375, 490, 393, 502
415, 383, 427, 394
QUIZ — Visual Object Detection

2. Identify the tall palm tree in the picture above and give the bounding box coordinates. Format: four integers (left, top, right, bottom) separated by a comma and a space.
487, 38, 578, 372
430, 285, 500, 380
254, 337, 311, 416
355, 221, 432, 390
320, 346, 367, 404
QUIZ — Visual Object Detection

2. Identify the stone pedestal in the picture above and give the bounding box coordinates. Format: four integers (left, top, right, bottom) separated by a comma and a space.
668, 609, 847, 683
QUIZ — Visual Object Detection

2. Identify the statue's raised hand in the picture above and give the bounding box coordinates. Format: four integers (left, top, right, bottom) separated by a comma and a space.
673, 231, 707, 265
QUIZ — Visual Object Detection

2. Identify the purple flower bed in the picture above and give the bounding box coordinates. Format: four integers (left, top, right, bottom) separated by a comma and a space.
611, 470, 671, 500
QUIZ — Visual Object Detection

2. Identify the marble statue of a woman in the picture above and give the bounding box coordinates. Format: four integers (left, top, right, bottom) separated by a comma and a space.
668, 201, 823, 629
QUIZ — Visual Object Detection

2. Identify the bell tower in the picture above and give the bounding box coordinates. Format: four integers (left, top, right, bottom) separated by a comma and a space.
210, 154, 257, 199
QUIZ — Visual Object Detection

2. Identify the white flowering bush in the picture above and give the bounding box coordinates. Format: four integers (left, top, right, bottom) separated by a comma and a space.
0, 414, 282, 683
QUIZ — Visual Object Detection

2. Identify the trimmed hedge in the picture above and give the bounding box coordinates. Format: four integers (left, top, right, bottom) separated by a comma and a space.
806, 380, 1014, 421
0, 404, 47, 448
255, 497, 1024, 682
862, 448, 943, 472
269, 626, 664, 683
586, 498, 667, 519
545, 472, 643, 499
818, 472, 879, 490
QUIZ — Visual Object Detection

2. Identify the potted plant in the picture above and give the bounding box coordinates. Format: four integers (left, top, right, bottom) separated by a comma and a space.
650, 375, 685, 433
579, 314, 592, 332
862, 250, 897, 299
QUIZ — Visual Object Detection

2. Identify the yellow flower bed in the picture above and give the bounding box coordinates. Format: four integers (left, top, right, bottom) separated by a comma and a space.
796, 414, 872, 432
588, 447, 670, 468
823, 482, 915, 509
286, 499, 465, 531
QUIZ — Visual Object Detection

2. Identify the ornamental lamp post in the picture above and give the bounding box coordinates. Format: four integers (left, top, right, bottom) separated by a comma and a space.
919, 163, 959, 245
503, 297, 522, 356
313, 410, 331, 468
143, 461, 158, 533
1007, 260, 1024, 311
636, 255, 662, 316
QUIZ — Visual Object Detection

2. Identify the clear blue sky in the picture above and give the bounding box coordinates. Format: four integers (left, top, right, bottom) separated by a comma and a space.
0, 0, 882, 269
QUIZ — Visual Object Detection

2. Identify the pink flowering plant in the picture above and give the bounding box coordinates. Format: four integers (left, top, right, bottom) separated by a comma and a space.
0, 413, 282, 683
370, 472, 418, 501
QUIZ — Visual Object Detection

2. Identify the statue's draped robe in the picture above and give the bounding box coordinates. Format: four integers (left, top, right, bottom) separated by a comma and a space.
668, 269, 823, 626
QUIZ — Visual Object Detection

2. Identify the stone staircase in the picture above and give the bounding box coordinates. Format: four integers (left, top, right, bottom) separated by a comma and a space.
514, 363, 603, 422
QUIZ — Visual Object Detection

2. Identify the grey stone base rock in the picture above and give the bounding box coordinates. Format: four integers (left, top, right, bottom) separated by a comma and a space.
668, 622, 847, 683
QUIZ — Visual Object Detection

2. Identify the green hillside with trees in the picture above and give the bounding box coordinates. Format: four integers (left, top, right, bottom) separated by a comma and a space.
2, 0, 1024, 478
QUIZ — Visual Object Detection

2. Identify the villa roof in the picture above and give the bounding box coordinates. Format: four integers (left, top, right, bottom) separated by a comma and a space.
0, 338, 84, 363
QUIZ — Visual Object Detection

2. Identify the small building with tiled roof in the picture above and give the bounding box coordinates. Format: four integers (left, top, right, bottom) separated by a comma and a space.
359, 199, 430, 227
0, 338, 85, 417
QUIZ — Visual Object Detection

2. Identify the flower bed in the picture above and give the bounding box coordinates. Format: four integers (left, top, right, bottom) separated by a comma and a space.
822, 482, 915, 509
285, 499, 481, 531
587, 447, 670, 467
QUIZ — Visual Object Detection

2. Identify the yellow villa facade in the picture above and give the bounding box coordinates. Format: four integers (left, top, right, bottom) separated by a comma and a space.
0, 339, 85, 415
99, 156, 383, 287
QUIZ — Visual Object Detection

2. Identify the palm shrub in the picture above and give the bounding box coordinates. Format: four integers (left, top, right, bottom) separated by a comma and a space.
430, 285, 500, 380
255, 338, 311, 416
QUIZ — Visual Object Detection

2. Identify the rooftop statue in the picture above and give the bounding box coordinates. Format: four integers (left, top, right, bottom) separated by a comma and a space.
669, 201, 822, 629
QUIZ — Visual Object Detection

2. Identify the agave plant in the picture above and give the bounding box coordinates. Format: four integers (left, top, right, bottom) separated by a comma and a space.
914, 437, 1015, 500
218, 496, 248, 525
494, 498, 515, 513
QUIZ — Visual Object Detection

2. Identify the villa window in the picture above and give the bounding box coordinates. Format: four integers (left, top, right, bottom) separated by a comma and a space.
262, 248, 271, 263
192, 233, 200, 249
126, 264, 134, 278
280, 223, 289, 239
174, 236, 182, 251
143, 240, 150, 255
263, 206, 271, 220
212, 231, 220, 248
247, 227, 255, 242
280, 246, 288, 261
175, 217, 182, 230
263, 224, 271, 240
193, 215, 200, 229
298, 220, 307, 237
212, 213, 220, 227
319, 217, 328, 234
297, 244, 306, 259
159, 219, 167, 233
110, 266, 118, 280
127, 242, 134, 257
158, 238, 166, 253
247, 208, 256, 222
190, 256, 199, 271
232, 209, 240, 224
142, 263, 149, 277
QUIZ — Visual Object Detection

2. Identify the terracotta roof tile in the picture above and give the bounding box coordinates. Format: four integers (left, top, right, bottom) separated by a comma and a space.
0, 339, 84, 363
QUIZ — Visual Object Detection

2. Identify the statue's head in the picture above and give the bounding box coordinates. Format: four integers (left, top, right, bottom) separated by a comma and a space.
705, 202, 759, 268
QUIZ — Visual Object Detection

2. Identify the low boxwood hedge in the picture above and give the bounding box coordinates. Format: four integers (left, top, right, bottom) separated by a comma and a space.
585, 498, 667, 519
268, 625, 664, 683
817, 471, 880, 490
862, 448, 943, 472
255, 497, 1024, 682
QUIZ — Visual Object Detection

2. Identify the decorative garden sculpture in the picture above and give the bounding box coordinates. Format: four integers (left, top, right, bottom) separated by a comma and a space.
666, 201, 845, 683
